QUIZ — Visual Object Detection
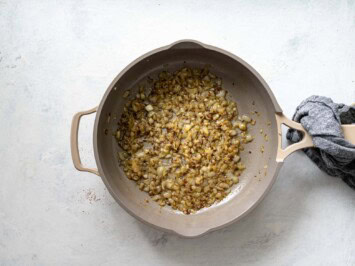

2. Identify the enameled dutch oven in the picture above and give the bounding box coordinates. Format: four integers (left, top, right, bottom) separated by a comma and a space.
71, 40, 355, 238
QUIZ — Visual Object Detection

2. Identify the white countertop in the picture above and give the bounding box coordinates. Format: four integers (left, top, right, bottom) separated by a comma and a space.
1, 1, 355, 265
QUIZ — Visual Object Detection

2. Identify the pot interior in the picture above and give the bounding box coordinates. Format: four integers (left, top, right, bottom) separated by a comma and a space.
94, 42, 280, 237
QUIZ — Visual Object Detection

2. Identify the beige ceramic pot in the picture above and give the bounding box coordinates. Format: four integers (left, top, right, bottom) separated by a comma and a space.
71, 40, 355, 238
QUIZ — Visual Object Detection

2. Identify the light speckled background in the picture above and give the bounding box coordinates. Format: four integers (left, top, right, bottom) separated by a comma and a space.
1, 0, 355, 265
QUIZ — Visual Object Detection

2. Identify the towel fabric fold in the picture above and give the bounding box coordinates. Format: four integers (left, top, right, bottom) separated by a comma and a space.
286, 95, 355, 189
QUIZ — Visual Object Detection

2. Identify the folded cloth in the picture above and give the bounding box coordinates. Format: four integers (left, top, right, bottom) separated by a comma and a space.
286, 95, 355, 189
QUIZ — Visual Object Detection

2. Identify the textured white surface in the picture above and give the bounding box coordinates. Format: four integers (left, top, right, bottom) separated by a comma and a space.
1, 0, 355, 265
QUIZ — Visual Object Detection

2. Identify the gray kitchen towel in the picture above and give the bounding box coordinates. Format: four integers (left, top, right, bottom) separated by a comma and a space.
286, 95, 355, 189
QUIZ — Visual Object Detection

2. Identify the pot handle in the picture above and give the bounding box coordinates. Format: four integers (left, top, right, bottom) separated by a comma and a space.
275, 113, 355, 162
275, 113, 313, 162
70, 106, 100, 176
